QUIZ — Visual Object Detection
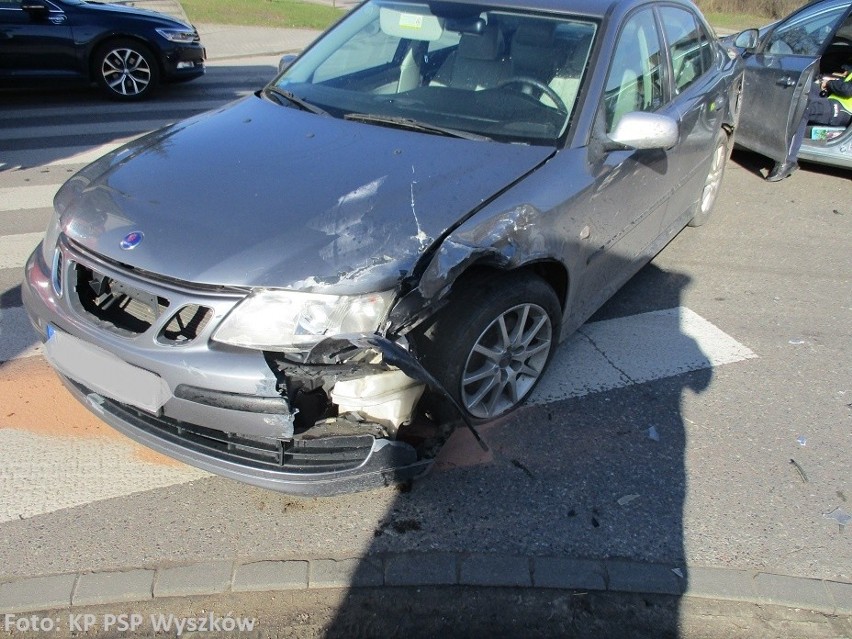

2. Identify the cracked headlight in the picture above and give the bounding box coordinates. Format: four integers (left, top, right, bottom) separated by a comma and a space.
212, 289, 396, 352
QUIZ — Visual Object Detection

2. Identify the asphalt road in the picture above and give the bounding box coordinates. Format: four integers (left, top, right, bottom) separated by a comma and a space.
0, 50, 850, 636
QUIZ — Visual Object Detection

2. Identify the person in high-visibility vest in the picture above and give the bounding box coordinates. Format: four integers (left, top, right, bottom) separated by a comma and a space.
766, 66, 852, 182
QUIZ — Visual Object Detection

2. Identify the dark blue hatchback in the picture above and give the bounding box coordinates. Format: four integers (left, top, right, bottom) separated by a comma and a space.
0, 0, 205, 99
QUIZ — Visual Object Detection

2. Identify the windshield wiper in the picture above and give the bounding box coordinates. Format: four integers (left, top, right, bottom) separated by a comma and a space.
263, 86, 329, 116
344, 113, 491, 141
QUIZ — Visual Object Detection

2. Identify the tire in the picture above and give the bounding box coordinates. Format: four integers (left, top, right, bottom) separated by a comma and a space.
413, 270, 561, 421
688, 129, 729, 228
94, 39, 160, 101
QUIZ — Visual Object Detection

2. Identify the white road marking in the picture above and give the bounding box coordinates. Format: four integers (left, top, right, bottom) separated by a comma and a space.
0, 185, 58, 213
0, 430, 209, 524
0, 86, 262, 522
30, 142, 126, 167
530, 306, 757, 404
0, 232, 42, 270
1, 119, 171, 142
2, 99, 225, 122
0, 307, 42, 362
0, 140, 134, 172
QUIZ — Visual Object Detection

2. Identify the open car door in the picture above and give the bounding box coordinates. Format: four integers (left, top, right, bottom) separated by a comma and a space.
735, 0, 850, 163
736, 54, 818, 162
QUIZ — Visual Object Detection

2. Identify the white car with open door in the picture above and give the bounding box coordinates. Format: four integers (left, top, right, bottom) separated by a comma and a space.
731, 0, 852, 169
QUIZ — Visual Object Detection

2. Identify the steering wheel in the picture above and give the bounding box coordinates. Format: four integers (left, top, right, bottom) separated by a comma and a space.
498, 76, 568, 115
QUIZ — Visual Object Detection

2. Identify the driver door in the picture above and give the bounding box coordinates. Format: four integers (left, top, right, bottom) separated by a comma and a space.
736, 0, 850, 162
0, 0, 75, 77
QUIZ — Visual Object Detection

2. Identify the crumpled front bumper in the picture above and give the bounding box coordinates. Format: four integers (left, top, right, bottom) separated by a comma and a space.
56, 372, 430, 495
21, 242, 430, 496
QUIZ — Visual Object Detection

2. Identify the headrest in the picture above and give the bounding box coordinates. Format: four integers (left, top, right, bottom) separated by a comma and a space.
512, 23, 557, 80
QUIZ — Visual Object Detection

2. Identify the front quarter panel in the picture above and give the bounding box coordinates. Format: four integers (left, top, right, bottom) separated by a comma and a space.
398, 148, 596, 338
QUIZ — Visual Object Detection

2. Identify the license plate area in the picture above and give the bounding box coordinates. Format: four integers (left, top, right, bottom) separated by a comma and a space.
45, 327, 171, 414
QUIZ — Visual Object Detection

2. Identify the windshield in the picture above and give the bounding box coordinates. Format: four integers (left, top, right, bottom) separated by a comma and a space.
271, 0, 597, 145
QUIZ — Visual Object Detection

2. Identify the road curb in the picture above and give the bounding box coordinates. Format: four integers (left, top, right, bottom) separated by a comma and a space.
1, 554, 849, 616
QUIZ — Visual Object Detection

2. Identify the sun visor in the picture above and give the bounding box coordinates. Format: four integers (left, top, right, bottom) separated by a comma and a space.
379, 6, 443, 41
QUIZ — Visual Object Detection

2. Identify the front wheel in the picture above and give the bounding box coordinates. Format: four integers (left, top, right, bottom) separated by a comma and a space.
688, 129, 729, 227
94, 39, 160, 101
414, 271, 561, 421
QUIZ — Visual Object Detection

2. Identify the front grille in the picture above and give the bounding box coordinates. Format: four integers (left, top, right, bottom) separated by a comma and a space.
73, 263, 168, 335
71, 261, 213, 344
159, 304, 213, 344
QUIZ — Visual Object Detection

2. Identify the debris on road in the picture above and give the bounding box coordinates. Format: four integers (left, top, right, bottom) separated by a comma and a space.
824, 507, 851, 527
789, 459, 809, 483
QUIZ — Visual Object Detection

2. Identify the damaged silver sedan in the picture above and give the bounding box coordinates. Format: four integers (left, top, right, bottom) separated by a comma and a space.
23, 0, 743, 495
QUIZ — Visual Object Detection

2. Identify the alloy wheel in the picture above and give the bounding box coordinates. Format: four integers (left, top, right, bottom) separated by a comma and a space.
101, 47, 152, 97
460, 302, 553, 419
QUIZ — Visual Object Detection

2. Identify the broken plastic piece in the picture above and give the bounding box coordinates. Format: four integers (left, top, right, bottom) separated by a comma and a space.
617, 494, 640, 506
824, 507, 851, 526
647, 425, 660, 441
331, 369, 425, 433
796, 435, 807, 446
789, 339, 805, 345
672, 568, 684, 579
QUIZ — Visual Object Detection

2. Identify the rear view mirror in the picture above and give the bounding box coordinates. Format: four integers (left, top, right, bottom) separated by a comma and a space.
279, 54, 297, 74
734, 29, 759, 51
606, 111, 679, 150
444, 17, 486, 35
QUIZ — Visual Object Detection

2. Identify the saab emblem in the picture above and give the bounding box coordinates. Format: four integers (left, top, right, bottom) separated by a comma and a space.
120, 231, 144, 250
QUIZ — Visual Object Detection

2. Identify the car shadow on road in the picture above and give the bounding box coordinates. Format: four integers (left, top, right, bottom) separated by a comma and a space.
1, 284, 21, 309
319, 262, 713, 637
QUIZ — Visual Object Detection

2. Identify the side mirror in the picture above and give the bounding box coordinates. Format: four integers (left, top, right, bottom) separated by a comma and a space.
734, 29, 759, 51
278, 54, 298, 74
604, 112, 679, 151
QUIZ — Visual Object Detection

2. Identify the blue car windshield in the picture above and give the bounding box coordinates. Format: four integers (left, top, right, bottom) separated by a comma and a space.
272, 0, 597, 144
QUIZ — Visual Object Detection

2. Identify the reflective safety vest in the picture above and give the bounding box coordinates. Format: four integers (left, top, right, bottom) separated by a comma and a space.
829, 72, 852, 114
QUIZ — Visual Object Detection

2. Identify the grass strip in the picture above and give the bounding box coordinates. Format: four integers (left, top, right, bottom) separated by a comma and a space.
182, 0, 345, 30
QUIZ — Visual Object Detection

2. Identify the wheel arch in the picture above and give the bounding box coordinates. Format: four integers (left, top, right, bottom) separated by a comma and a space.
406, 261, 564, 421
388, 255, 570, 342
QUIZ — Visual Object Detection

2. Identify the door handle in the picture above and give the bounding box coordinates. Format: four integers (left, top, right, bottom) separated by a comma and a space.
776, 76, 797, 87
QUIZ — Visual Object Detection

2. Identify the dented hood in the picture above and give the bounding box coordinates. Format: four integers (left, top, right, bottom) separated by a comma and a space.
57, 95, 553, 294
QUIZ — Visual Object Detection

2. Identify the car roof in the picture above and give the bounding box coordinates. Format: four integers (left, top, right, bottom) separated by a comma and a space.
386, 0, 620, 19
385, 0, 703, 21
